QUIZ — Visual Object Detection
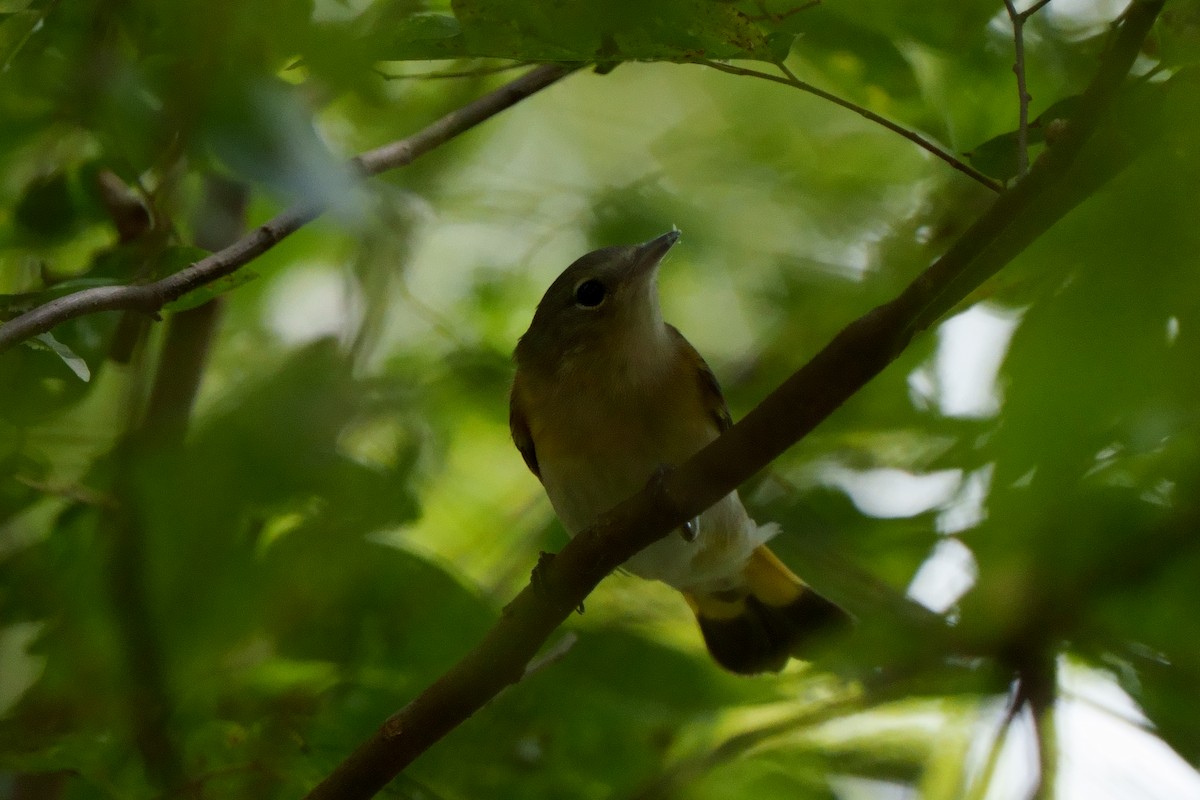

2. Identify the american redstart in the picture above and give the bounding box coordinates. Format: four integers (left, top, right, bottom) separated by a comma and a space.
510, 231, 847, 673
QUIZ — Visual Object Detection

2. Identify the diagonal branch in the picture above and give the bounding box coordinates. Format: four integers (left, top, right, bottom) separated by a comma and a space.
301, 3, 1164, 799
0, 63, 576, 354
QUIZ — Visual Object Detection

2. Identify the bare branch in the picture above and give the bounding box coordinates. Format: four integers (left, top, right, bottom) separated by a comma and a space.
1004, 0, 1053, 177
696, 58, 1005, 193
0, 64, 576, 354
302, 5, 1163, 798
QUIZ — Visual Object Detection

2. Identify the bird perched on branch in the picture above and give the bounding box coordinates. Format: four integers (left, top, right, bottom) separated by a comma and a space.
509, 231, 848, 674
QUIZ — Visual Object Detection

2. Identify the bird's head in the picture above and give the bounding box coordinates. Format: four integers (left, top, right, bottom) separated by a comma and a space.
515, 230, 680, 375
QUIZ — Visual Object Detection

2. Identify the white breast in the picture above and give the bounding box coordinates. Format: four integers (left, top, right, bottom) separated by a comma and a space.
528, 346, 771, 592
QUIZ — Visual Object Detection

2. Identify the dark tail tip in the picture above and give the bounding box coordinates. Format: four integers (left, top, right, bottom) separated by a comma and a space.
696, 591, 850, 675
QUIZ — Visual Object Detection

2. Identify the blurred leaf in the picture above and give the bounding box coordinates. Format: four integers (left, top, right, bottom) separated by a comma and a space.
448, 0, 783, 61
966, 130, 1030, 183
13, 173, 76, 241
789, 10, 921, 99
204, 78, 358, 207
1158, 1, 1200, 67
0, 313, 114, 422
360, 9, 468, 60
0, 8, 41, 71
31, 332, 90, 382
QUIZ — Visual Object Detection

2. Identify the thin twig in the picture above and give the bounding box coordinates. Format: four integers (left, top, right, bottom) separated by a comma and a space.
1004, 0, 1032, 175
963, 688, 1024, 800
696, 59, 1004, 193
1004, 0, 1053, 177
302, 6, 1163, 798
0, 63, 577, 354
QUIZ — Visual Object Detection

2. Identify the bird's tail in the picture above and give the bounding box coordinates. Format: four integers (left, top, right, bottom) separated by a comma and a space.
684, 546, 849, 675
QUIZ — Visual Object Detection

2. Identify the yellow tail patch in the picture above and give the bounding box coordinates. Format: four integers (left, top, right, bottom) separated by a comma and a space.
685, 546, 849, 675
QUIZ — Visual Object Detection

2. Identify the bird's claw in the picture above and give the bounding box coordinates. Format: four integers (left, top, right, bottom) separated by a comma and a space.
531, 551, 585, 614
647, 464, 699, 543
531, 551, 555, 595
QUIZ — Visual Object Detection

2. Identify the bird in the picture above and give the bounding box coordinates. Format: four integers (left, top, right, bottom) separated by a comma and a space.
509, 230, 848, 674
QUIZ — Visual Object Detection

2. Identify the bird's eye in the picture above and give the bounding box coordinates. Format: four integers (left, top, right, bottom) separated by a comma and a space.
574, 279, 607, 308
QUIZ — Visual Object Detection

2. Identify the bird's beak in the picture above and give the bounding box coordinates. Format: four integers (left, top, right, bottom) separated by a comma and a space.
630, 230, 681, 279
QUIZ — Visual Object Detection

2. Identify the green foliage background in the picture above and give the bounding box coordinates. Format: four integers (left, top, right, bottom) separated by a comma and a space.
2, 0, 1199, 797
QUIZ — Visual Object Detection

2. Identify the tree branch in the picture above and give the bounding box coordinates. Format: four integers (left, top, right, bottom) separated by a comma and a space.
104, 174, 253, 794
696, 58, 1005, 193
301, 4, 1163, 799
1021, 654, 1058, 800
0, 63, 576, 354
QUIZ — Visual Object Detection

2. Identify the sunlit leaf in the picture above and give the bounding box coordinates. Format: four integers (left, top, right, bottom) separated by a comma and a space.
30, 332, 90, 382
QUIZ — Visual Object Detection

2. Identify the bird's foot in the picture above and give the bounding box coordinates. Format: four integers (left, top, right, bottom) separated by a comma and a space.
530, 551, 584, 614
531, 550, 555, 595
648, 463, 699, 542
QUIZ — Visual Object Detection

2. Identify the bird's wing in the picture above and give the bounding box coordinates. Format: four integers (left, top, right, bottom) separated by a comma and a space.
668, 324, 733, 434
509, 374, 541, 479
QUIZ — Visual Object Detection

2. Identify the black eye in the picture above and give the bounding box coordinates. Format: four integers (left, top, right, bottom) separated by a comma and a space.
574, 279, 607, 308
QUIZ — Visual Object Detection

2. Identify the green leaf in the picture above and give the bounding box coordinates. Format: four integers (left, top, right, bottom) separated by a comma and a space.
1158, 1, 1200, 67
965, 130, 1027, 182
30, 332, 90, 382
787, 9, 921, 99
0, 9, 41, 71
161, 269, 258, 312
362, 9, 468, 60
1033, 94, 1083, 127
444, 0, 783, 62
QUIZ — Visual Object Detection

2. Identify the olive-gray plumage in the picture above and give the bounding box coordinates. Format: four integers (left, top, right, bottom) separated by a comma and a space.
510, 231, 848, 673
